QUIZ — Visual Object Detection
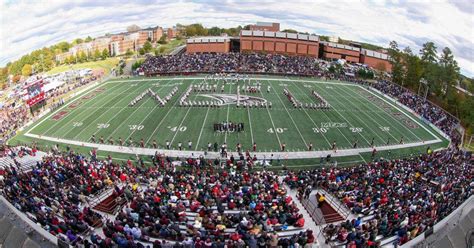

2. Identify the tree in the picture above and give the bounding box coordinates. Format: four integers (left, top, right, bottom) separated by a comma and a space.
22, 64, 32, 76
158, 34, 168, 44
138, 48, 145, 55
420, 42, 438, 64
72, 38, 83, 45
281, 29, 298, 33
125, 49, 134, 56
79, 51, 87, 63
94, 49, 101, 60
143, 41, 153, 53
101, 49, 109, 60
387, 41, 405, 85
127, 24, 141, 33
85, 36, 93, 42
439, 47, 460, 97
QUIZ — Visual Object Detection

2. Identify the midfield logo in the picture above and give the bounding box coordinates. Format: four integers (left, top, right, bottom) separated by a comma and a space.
199, 94, 267, 106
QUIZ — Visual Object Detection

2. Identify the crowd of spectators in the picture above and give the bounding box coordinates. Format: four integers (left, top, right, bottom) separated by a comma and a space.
0, 147, 316, 247
285, 145, 473, 246
0, 105, 29, 143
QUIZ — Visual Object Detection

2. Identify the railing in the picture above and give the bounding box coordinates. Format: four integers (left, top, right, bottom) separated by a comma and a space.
318, 188, 351, 220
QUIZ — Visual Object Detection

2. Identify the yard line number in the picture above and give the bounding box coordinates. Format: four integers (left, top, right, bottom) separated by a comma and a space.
97, 123, 110, 129
267, 127, 287, 134
313, 127, 327, 133
72, 122, 83, 127
379, 126, 390, 132
169, 126, 187, 132
350, 127, 363, 133
129, 125, 144, 131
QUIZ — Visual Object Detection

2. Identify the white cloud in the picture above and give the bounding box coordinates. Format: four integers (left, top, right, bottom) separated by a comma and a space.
0, 0, 473, 76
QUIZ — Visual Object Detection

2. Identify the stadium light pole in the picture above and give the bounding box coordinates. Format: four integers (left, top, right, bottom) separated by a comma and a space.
418, 78, 429, 102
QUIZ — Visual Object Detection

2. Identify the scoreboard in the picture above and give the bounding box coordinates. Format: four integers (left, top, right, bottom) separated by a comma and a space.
23, 79, 45, 107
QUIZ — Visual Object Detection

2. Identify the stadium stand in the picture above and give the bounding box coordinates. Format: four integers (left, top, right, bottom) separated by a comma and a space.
0, 52, 470, 247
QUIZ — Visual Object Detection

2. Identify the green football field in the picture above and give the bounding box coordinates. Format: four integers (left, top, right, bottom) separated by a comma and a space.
23, 76, 446, 157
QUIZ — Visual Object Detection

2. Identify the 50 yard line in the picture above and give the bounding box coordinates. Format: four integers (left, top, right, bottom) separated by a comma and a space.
224, 81, 233, 144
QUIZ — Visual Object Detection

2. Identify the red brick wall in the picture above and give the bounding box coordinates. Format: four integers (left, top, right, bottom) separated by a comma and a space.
240, 36, 319, 57
360, 55, 392, 72
186, 42, 230, 54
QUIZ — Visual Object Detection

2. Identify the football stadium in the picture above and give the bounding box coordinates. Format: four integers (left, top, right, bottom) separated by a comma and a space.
0, 2, 473, 248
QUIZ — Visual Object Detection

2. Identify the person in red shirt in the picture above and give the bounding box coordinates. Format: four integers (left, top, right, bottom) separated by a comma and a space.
295, 214, 305, 227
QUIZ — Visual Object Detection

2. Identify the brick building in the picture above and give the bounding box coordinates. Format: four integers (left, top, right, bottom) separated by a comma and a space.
319, 41, 360, 63
240, 30, 320, 57
186, 36, 231, 54
249, 22, 280, 32
360, 49, 392, 72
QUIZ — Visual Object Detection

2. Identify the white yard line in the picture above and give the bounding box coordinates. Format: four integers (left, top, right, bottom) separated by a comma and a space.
105, 94, 155, 142
247, 107, 255, 144
195, 106, 211, 150
123, 83, 171, 142
269, 80, 308, 147
256, 80, 282, 148
37, 82, 117, 135
224, 82, 233, 144
315, 84, 374, 145
290, 82, 333, 147
143, 79, 189, 145
354, 86, 425, 141
70, 84, 145, 140
325, 85, 396, 144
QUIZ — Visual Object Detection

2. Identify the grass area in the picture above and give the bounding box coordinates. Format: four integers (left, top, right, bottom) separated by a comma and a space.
10, 76, 449, 168
155, 39, 185, 54
46, 58, 119, 76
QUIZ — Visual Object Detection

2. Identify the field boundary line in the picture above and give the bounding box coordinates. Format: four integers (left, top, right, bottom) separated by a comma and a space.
32, 82, 115, 135
24, 132, 441, 159
359, 85, 441, 142
345, 85, 422, 142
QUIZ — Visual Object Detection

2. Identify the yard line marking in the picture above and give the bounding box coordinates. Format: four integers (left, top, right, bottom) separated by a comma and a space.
123, 81, 171, 142
256, 80, 282, 148
42, 81, 123, 137
105, 91, 156, 142
340, 86, 415, 143
348, 85, 423, 142
290, 80, 332, 147
326, 85, 398, 143
71, 83, 151, 140
291, 81, 352, 147
145, 78, 192, 145
224, 81, 232, 144
360, 85, 440, 142
247, 107, 255, 144
269, 80, 308, 147
195, 106, 210, 150
314, 83, 373, 145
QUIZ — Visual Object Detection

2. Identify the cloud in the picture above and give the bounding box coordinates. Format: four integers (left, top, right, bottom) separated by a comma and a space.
0, 0, 473, 76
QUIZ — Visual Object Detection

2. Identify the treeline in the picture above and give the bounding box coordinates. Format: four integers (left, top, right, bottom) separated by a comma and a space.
0, 36, 106, 87
387, 40, 473, 135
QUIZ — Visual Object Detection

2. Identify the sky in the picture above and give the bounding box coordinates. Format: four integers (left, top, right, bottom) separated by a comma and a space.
1, 0, 473, 76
